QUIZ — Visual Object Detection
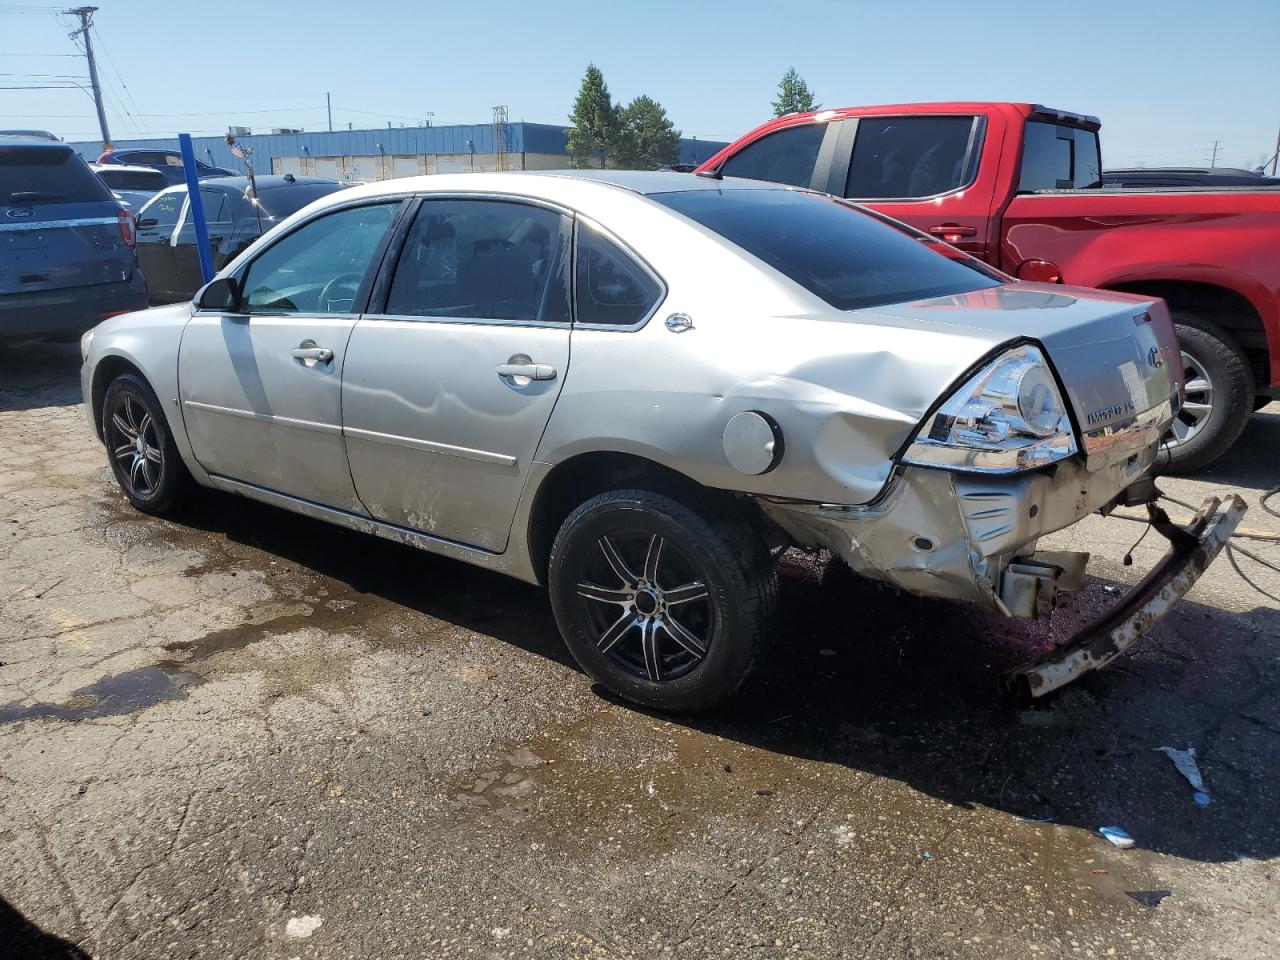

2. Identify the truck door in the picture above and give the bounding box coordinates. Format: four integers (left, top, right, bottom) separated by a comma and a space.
837, 113, 1003, 263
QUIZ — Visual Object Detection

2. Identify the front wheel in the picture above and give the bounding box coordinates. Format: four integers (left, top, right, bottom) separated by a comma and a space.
1160, 314, 1255, 474
548, 489, 778, 712
102, 372, 191, 515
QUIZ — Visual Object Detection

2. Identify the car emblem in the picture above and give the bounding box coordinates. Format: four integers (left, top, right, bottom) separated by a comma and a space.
5, 207, 34, 219
1147, 345, 1165, 369
1086, 399, 1137, 426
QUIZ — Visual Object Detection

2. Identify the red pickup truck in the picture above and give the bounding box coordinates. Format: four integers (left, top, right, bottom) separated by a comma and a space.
696, 102, 1280, 472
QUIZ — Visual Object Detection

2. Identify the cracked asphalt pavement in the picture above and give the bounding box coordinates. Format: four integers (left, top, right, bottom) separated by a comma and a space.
2, 342, 1278, 959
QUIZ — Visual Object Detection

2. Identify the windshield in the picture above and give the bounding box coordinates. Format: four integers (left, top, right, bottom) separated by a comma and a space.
257, 182, 344, 219
652, 188, 1001, 311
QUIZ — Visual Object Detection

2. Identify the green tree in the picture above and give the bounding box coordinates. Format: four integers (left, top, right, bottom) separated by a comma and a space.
566, 63, 620, 169
615, 95, 682, 170
771, 67, 818, 118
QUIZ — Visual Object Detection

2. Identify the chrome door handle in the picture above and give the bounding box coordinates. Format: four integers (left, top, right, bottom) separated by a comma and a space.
291, 346, 334, 363
496, 362, 556, 381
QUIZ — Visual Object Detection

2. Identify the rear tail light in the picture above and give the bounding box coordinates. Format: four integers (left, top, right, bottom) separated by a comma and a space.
116, 208, 136, 248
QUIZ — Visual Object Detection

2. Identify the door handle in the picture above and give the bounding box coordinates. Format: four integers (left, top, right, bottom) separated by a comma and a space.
496, 361, 556, 381
928, 224, 978, 238
291, 346, 334, 363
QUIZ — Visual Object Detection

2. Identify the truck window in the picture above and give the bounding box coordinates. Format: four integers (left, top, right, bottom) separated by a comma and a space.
719, 123, 825, 188
1019, 122, 1101, 191
845, 116, 978, 199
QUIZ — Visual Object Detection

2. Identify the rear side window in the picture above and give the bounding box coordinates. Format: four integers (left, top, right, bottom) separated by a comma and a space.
241, 203, 396, 314
196, 189, 232, 225
654, 188, 1001, 311
1019, 122, 1101, 191
719, 123, 825, 188
0, 145, 112, 205
386, 199, 569, 323
846, 116, 978, 199
575, 224, 662, 327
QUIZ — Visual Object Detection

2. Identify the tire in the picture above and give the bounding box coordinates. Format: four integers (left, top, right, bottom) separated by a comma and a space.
1161, 313, 1255, 474
548, 488, 779, 712
101, 372, 191, 515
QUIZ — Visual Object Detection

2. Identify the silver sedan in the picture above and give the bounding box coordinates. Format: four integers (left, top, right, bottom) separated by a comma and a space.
80, 171, 1244, 710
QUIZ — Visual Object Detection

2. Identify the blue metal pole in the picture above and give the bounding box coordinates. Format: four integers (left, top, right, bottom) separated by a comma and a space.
178, 133, 214, 285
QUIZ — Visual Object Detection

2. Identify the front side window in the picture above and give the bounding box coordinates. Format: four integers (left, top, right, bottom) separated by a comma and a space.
654, 188, 1000, 311
1019, 122, 1101, 192
846, 116, 978, 199
719, 123, 825, 188
575, 224, 662, 327
385, 199, 569, 323
240, 203, 396, 314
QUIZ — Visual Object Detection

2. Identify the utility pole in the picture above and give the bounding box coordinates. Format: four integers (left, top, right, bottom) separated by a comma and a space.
1209, 139, 1221, 168
326, 92, 332, 133
64, 6, 110, 150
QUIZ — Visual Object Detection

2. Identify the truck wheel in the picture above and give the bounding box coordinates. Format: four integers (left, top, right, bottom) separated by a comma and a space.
548, 488, 778, 713
102, 372, 191, 515
1161, 313, 1255, 474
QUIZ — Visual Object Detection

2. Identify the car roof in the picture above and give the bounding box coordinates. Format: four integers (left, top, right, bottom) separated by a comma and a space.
195, 175, 337, 191
0, 134, 73, 150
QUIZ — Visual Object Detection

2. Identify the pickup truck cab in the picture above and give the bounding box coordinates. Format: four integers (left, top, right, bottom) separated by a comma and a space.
697, 102, 1280, 471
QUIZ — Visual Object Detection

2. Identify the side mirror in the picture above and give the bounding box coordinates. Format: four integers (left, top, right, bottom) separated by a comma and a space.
195, 275, 241, 311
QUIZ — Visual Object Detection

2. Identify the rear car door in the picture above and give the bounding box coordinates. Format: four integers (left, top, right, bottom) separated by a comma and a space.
839, 114, 997, 259
135, 187, 186, 302
341, 196, 572, 551
168, 187, 236, 298
178, 200, 401, 511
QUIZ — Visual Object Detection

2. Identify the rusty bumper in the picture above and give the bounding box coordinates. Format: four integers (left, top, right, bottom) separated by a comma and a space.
1003, 494, 1248, 701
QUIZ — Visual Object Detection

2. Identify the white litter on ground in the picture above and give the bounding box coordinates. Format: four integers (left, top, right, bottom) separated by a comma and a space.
1157, 745, 1211, 805
286, 915, 324, 939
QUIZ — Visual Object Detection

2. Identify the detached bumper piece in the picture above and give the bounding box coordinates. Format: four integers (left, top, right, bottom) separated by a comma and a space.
1003, 494, 1247, 701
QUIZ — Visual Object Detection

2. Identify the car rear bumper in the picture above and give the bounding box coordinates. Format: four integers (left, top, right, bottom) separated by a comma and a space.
756, 427, 1167, 614
0, 274, 147, 343
1003, 494, 1246, 700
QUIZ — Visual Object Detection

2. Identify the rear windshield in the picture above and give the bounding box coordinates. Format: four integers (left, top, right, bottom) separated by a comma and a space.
1019, 122, 1101, 192
653, 188, 1001, 311
0, 144, 113, 206
258, 182, 343, 218
98, 168, 166, 190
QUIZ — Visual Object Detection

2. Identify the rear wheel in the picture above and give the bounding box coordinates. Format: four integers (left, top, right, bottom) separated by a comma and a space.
102, 373, 190, 515
1161, 314, 1254, 474
548, 489, 778, 712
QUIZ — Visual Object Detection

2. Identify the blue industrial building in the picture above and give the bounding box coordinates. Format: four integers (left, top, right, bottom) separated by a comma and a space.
68, 122, 725, 181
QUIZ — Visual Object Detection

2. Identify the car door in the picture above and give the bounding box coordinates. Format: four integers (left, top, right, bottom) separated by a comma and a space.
838, 114, 1000, 261
134, 187, 187, 302
341, 196, 572, 552
169, 187, 236, 299
177, 200, 402, 511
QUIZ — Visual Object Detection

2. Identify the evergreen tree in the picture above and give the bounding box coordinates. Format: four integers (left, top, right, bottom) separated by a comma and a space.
772, 67, 818, 117
566, 64, 619, 168
616, 95, 682, 170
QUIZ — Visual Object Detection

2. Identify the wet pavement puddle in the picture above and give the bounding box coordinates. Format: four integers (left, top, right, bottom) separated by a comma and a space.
0, 664, 201, 724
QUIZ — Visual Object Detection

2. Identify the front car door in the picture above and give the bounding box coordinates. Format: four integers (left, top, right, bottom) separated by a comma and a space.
341, 196, 572, 552
177, 200, 402, 511
134, 186, 186, 302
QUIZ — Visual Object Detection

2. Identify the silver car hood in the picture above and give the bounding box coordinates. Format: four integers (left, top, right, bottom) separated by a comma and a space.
854, 282, 1179, 434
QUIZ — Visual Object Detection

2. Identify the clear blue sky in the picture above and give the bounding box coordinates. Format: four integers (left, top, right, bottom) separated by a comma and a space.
3, 0, 1277, 169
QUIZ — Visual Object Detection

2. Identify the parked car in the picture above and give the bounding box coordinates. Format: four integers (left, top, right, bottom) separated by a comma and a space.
134, 175, 345, 303
1, 135, 146, 344
81, 171, 1245, 711
1103, 167, 1280, 188
696, 103, 1280, 472
0, 129, 59, 141
98, 148, 237, 185
90, 162, 167, 211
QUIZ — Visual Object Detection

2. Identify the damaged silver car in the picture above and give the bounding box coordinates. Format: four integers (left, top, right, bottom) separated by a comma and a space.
81, 171, 1245, 711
